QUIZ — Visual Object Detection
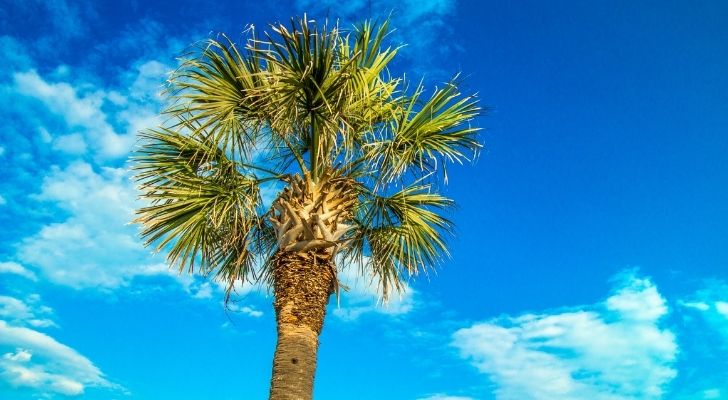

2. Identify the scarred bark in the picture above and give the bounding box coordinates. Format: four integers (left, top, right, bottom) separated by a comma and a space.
269, 251, 335, 400
268, 172, 356, 399
269, 173, 357, 254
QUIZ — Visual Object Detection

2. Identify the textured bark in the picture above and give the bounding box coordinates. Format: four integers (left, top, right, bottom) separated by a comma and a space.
270, 323, 319, 400
269, 251, 336, 400
268, 172, 356, 399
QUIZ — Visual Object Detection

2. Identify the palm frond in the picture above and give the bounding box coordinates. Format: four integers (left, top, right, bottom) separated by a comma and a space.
342, 182, 454, 300
336, 20, 403, 155
366, 77, 482, 184
133, 128, 266, 285
166, 34, 267, 161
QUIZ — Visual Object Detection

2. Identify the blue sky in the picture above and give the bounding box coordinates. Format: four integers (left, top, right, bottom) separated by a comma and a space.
0, 0, 727, 399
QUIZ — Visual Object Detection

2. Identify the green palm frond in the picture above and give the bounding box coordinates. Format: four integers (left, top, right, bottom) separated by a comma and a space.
254, 18, 357, 179
166, 35, 267, 161
366, 78, 481, 184
343, 182, 454, 300
339, 19, 401, 132
133, 128, 267, 285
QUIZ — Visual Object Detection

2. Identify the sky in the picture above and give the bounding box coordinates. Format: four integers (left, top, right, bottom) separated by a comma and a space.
0, 0, 727, 399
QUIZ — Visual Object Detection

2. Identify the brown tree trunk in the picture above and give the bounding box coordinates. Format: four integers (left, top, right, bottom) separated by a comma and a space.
268, 251, 335, 400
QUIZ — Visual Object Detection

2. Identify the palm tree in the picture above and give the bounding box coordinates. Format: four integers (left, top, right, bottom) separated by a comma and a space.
133, 17, 480, 400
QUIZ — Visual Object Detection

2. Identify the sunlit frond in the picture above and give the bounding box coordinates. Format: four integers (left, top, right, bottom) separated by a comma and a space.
166, 34, 267, 160
133, 128, 266, 285
343, 182, 454, 300
366, 77, 481, 184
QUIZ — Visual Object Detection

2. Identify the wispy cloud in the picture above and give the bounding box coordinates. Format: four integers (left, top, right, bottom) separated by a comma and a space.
0, 322, 114, 396
0, 262, 37, 281
671, 280, 728, 398
1, 41, 179, 292
0, 19, 266, 306
331, 260, 415, 321
226, 303, 264, 318
0, 295, 55, 329
0, 294, 116, 396
680, 284, 728, 343
16, 161, 166, 289
452, 271, 677, 400
12, 61, 165, 159
25, 0, 90, 40
0, 36, 33, 70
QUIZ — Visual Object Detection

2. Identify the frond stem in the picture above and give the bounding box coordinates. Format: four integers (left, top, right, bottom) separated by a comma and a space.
310, 110, 319, 182
238, 161, 286, 178
277, 130, 308, 175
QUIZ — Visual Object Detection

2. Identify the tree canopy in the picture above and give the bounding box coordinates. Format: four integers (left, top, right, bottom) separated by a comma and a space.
133, 17, 481, 302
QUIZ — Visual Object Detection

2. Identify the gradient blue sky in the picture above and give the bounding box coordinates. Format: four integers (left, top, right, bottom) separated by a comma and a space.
1, 1, 727, 399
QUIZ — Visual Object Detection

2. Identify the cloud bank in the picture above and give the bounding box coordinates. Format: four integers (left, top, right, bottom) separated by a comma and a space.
0, 295, 114, 396
453, 272, 677, 400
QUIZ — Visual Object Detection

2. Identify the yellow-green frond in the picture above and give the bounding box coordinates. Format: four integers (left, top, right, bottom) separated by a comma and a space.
133, 128, 266, 285
366, 77, 482, 183
344, 183, 454, 300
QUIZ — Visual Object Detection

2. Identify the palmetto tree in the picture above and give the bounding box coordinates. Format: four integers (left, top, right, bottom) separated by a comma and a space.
133, 17, 480, 400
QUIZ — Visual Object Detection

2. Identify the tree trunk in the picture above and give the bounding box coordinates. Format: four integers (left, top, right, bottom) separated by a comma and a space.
269, 251, 335, 400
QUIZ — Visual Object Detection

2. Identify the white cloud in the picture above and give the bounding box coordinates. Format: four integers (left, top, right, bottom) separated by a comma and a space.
3, 349, 32, 362
452, 272, 676, 400
672, 282, 728, 398
52, 132, 88, 154
16, 161, 169, 289
0, 322, 113, 396
680, 301, 710, 311
192, 282, 213, 300
4, 56, 214, 297
226, 302, 264, 318
605, 274, 667, 320
679, 282, 728, 342
0, 261, 37, 281
0, 293, 115, 396
0, 194, 5, 205
0, 295, 56, 329
0, 296, 33, 321
331, 263, 415, 321
26, 319, 56, 329
12, 59, 168, 160
716, 302, 728, 318
13, 70, 129, 158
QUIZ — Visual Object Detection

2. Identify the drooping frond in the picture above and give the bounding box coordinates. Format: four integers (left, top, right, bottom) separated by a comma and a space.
133, 128, 271, 292
342, 182, 454, 300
